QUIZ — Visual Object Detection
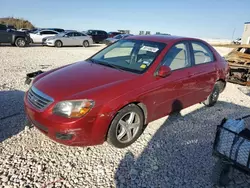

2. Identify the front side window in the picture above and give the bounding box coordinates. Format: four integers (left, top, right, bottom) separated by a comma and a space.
90, 39, 166, 74
65, 32, 74, 37
73, 32, 81, 37
191, 42, 214, 65
161, 43, 191, 71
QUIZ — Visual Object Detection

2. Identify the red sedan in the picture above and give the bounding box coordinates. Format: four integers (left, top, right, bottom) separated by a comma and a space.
24, 35, 229, 148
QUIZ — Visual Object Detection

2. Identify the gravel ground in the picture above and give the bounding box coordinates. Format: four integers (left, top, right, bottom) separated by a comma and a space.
0, 45, 250, 188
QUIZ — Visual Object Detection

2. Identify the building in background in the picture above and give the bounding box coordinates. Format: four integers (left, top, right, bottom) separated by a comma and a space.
242, 22, 250, 44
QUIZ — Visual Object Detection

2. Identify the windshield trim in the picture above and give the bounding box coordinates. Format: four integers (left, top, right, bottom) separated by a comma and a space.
88, 39, 167, 74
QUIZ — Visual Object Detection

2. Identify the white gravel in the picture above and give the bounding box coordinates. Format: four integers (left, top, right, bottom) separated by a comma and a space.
0, 44, 250, 188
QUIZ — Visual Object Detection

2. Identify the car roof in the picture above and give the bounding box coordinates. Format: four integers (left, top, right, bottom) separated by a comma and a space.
88, 29, 106, 32
126, 35, 202, 44
39, 29, 59, 33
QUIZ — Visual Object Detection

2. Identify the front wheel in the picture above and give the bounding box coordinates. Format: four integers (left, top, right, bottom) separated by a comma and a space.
107, 104, 144, 148
55, 40, 62, 48
203, 82, 220, 107
83, 40, 89, 47
15, 38, 26, 47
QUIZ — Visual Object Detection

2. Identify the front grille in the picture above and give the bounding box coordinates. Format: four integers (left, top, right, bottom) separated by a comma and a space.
27, 86, 54, 110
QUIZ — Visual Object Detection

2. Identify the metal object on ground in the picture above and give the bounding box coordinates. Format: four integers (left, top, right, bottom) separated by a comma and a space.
212, 115, 250, 186
25, 70, 44, 85
224, 45, 250, 86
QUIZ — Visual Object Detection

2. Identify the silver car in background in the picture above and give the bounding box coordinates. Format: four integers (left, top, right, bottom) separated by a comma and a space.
103, 34, 133, 46
44, 31, 93, 47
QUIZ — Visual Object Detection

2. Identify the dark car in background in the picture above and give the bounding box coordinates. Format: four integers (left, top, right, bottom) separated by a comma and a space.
104, 34, 133, 45
0, 24, 31, 47
86, 30, 108, 43
108, 31, 122, 38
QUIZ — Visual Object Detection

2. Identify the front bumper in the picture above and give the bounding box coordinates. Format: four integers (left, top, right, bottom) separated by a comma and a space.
24, 92, 108, 146
43, 40, 55, 46
25, 36, 32, 44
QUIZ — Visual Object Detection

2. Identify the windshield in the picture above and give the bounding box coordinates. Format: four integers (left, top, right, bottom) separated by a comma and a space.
90, 39, 166, 74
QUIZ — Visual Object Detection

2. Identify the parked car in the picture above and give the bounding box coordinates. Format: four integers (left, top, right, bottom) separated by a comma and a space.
224, 45, 250, 85
104, 34, 133, 45
43, 31, 93, 47
108, 31, 122, 38
86, 30, 108, 43
6, 25, 16, 30
24, 35, 229, 148
0, 24, 31, 47
27, 28, 39, 33
232, 38, 241, 45
30, 30, 59, 43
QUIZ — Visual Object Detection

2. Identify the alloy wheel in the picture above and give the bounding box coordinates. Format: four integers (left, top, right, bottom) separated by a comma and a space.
116, 112, 140, 143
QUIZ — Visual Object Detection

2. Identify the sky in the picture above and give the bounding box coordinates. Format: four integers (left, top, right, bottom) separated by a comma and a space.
1, 0, 249, 39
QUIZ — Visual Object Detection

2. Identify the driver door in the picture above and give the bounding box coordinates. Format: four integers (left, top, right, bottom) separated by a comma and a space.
62, 32, 75, 46
148, 42, 194, 119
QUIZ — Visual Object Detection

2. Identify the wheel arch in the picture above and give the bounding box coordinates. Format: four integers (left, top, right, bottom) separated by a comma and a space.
55, 40, 63, 46
104, 101, 148, 140
216, 79, 226, 93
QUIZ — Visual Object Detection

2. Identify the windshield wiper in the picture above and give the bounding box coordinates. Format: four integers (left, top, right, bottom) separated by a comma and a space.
101, 62, 123, 72
90, 59, 123, 72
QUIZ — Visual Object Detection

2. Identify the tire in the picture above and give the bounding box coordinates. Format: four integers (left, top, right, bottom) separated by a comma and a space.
15, 38, 26, 47
55, 40, 62, 48
83, 40, 89, 47
107, 104, 144, 148
211, 159, 232, 187
203, 82, 220, 107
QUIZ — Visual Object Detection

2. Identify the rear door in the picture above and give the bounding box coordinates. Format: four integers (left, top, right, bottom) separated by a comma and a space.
73, 32, 83, 45
188, 41, 217, 103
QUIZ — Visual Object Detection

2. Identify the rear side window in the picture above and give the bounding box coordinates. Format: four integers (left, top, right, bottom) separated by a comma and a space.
191, 42, 214, 64
162, 43, 191, 71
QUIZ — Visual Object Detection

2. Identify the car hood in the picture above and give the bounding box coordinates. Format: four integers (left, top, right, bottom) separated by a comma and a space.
34, 61, 138, 101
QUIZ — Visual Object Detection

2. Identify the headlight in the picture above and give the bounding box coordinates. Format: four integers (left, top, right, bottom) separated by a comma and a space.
53, 99, 95, 118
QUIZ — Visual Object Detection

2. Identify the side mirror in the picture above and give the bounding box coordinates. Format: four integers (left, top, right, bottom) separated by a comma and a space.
157, 65, 171, 78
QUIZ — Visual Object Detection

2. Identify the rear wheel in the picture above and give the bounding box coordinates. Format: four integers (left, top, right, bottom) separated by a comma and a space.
15, 38, 26, 47
107, 104, 144, 148
203, 82, 220, 107
83, 40, 89, 47
55, 40, 62, 48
